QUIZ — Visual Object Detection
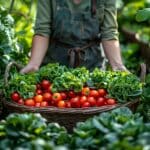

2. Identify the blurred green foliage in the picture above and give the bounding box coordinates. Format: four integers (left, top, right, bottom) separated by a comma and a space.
117, 0, 150, 73
0, 0, 36, 79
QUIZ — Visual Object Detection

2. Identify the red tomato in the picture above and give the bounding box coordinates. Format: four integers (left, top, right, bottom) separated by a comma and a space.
65, 101, 71, 108
43, 92, 52, 101
60, 92, 67, 100
43, 84, 53, 93
97, 97, 106, 106
18, 98, 24, 105
36, 89, 43, 95
98, 89, 107, 97
25, 99, 35, 107
34, 95, 43, 103
81, 87, 90, 96
106, 98, 116, 105
87, 96, 96, 107
68, 91, 76, 98
35, 102, 41, 107
57, 100, 66, 108
41, 80, 51, 90
11, 92, 20, 102
52, 93, 62, 103
41, 101, 48, 107
89, 90, 99, 98
70, 96, 80, 108
80, 96, 87, 105
82, 102, 91, 108
36, 84, 41, 90
50, 100, 56, 106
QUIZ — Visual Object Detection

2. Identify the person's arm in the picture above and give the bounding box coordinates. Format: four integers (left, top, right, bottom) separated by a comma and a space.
100, 0, 127, 71
20, 0, 51, 73
102, 40, 127, 71
20, 35, 49, 73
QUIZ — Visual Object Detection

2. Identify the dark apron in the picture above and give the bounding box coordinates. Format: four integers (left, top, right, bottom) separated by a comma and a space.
43, 0, 105, 70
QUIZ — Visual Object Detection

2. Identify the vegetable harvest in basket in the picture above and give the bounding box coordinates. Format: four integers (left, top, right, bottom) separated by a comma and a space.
4, 63, 143, 108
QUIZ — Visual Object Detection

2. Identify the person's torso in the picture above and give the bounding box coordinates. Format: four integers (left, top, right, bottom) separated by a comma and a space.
50, 0, 105, 46
44, 0, 106, 69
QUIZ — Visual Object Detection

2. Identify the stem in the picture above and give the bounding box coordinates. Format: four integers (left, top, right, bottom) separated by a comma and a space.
28, 0, 34, 15
9, 0, 15, 13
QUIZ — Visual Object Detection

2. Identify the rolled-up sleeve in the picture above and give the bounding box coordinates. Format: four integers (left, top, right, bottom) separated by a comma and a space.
34, 0, 51, 37
100, 0, 119, 40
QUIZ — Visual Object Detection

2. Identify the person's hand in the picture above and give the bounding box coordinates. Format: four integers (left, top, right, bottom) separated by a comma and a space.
20, 63, 39, 74
112, 65, 129, 72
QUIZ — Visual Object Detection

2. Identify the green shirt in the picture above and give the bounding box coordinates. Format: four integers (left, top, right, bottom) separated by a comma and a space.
34, 0, 119, 40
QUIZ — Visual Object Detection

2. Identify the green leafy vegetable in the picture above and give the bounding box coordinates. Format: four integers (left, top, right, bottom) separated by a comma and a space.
0, 113, 70, 149
108, 74, 143, 102
71, 107, 150, 150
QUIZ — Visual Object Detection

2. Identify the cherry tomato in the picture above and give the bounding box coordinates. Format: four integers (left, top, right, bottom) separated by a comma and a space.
36, 89, 43, 95
43, 84, 53, 93
25, 99, 35, 107
18, 98, 24, 105
41, 101, 48, 107
89, 90, 99, 98
80, 96, 87, 105
70, 96, 80, 108
57, 100, 66, 108
35, 102, 41, 107
68, 91, 76, 98
106, 98, 116, 105
81, 87, 90, 96
52, 93, 62, 103
34, 95, 43, 103
97, 97, 106, 106
36, 84, 41, 90
60, 92, 67, 100
87, 96, 96, 107
43, 92, 52, 101
65, 101, 71, 108
11, 92, 20, 102
82, 102, 91, 108
98, 89, 107, 97
50, 100, 56, 106
41, 80, 51, 90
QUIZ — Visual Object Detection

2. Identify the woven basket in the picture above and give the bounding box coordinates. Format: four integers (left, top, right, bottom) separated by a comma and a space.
2, 99, 139, 131
1, 62, 146, 131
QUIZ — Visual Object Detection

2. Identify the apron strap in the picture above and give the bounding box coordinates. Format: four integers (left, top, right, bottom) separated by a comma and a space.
91, 0, 97, 17
68, 40, 99, 68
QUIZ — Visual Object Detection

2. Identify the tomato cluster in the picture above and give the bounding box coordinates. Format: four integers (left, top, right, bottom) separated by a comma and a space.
10, 80, 116, 108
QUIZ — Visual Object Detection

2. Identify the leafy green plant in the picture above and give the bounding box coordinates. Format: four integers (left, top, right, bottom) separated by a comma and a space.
137, 74, 150, 122
108, 74, 143, 102
89, 68, 129, 89
52, 72, 84, 93
38, 63, 68, 82
71, 107, 150, 150
4, 72, 38, 99
0, 113, 69, 149
136, 8, 150, 22
0, 7, 19, 76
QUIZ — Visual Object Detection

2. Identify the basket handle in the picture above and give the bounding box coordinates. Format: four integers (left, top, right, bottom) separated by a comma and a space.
140, 63, 146, 82
4, 61, 23, 87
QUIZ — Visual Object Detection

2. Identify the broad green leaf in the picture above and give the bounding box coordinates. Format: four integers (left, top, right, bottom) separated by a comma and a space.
136, 8, 150, 22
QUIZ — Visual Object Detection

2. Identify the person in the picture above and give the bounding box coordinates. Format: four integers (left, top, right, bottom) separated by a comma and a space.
20, 0, 127, 73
